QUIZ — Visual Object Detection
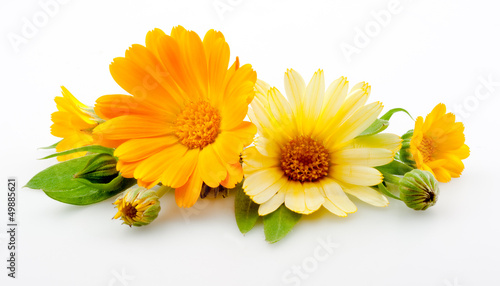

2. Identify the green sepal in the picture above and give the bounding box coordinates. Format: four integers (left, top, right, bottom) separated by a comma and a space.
398, 129, 416, 167
263, 205, 301, 244
26, 155, 135, 205
74, 153, 118, 184
234, 181, 259, 234
359, 108, 414, 137
39, 141, 61, 149
39, 145, 115, 160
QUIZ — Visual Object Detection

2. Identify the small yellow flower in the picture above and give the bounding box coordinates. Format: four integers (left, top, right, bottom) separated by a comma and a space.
410, 103, 470, 182
50, 87, 99, 161
242, 69, 402, 216
113, 187, 161, 227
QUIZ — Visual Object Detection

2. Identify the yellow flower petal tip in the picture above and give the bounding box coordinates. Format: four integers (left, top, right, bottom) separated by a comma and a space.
50, 87, 99, 161
409, 103, 469, 182
242, 70, 399, 217
94, 27, 257, 208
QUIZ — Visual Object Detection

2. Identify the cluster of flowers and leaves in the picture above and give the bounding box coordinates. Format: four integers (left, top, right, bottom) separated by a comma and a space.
27, 26, 470, 243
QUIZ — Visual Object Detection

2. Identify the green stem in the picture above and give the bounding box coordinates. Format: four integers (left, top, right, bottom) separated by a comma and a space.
156, 185, 173, 198
377, 183, 401, 201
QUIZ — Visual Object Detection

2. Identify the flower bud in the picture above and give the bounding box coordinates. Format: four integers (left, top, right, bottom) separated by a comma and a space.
399, 169, 439, 210
113, 187, 161, 227
74, 153, 118, 184
398, 130, 416, 167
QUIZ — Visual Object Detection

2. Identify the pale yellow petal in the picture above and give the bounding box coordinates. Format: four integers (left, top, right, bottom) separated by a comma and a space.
319, 177, 357, 213
327, 102, 383, 147
332, 148, 394, 167
304, 182, 325, 214
284, 181, 307, 214
283, 68, 306, 118
322, 201, 347, 217
303, 69, 325, 135
258, 183, 288, 216
330, 165, 383, 186
342, 185, 389, 207
348, 133, 402, 154
243, 167, 284, 196
252, 176, 288, 204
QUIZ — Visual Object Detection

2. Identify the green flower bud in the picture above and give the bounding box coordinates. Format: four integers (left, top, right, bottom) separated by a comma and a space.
74, 153, 118, 184
399, 169, 439, 210
113, 187, 161, 227
399, 130, 416, 167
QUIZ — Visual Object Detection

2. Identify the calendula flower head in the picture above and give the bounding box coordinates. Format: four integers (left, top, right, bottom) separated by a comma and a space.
113, 187, 161, 227
93, 26, 257, 208
50, 87, 99, 161
399, 169, 439, 210
242, 69, 402, 216
408, 103, 470, 182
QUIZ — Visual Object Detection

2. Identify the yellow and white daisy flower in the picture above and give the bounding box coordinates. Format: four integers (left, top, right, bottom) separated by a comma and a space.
242, 69, 402, 216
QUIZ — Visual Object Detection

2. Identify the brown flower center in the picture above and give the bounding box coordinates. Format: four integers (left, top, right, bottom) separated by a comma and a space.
121, 202, 138, 219
280, 136, 330, 182
175, 101, 221, 149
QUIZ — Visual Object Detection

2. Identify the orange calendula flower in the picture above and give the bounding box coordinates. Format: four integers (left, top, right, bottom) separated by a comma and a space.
93, 26, 257, 208
50, 87, 99, 161
410, 103, 470, 182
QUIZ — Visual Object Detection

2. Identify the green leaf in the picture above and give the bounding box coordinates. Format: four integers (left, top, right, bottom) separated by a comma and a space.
39, 141, 61, 149
263, 205, 301, 243
39, 145, 115, 160
358, 118, 389, 136
26, 155, 135, 205
234, 181, 259, 234
358, 108, 414, 137
379, 108, 414, 121
376, 160, 414, 176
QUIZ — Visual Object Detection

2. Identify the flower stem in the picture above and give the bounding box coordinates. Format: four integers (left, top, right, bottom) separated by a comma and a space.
156, 185, 173, 198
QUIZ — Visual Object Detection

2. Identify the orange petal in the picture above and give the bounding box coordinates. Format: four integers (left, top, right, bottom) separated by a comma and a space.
175, 161, 203, 208
94, 94, 176, 121
198, 144, 227, 188
93, 115, 174, 140
161, 148, 200, 188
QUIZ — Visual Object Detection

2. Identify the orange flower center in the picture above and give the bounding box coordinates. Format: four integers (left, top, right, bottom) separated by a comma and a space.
175, 101, 221, 149
280, 136, 330, 182
418, 136, 436, 162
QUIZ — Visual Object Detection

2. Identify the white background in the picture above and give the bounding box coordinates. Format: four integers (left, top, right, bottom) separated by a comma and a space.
1, 0, 499, 285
